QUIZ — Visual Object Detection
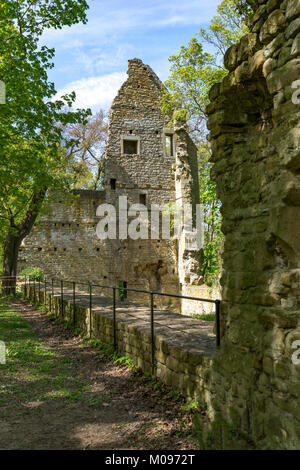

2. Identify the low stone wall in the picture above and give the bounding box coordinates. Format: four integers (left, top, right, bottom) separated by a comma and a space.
201, 0, 300, 450
182, 285, 220, 316
23, 285, 213, 401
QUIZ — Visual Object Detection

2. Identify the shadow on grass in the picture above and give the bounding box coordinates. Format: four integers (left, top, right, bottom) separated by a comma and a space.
0, 297, 197, 450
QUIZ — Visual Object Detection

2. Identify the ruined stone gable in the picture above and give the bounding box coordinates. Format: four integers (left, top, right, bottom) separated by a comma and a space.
103, 58, 175, 195
18, 59, 203, 310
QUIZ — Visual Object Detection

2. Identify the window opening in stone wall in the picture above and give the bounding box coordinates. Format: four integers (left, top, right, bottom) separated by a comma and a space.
139, 194, 147, 205
110, 178, 116, 190
165, 134, 173, 157
123, 139, 138, 154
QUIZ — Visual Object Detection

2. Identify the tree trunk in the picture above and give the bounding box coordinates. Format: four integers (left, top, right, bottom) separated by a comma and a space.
1, 188, 46, 296
2, 231, 21, 295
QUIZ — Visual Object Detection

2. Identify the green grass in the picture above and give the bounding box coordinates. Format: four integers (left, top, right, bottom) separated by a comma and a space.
0, 297, 109, 410
192, 313, 216, 322
0, 294, 209, 432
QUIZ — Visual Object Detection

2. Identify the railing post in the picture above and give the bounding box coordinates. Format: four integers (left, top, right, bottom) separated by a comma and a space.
61, 280, 64, 318
25, 275, 27, 297
38, 279, 41, 303
113, 287, 117, 351
215, 300, 221, 347
51, 279, 54, 314
89, 283, 92, 339
34, 279, 36, 303
150, 292, 155, 375
73, 281, 76, 327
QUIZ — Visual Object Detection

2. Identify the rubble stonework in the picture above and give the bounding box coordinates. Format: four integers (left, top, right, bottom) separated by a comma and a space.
16, 2, 300, 449
18, 59, 206, 310
194, 0, 300, 449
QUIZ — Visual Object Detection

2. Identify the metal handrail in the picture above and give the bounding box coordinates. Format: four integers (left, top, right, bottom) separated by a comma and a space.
20, 275, 221, 374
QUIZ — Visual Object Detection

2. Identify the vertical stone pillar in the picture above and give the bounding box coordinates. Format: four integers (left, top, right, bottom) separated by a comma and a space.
200, 0, 300, 449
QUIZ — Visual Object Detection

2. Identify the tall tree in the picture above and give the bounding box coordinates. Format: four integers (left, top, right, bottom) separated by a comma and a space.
0, 0, 90, 294
60, 110, 108, 190
161, 0, 252, 136
162, 0, 252, 285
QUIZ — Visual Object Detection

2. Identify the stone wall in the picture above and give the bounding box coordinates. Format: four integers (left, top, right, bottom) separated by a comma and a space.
24, 284, 213, 401
17, 6, 300, 447
19, 190, 107, 283
194, 0, 300, 449
18, 59, 214, 314
101, 58, 180, 301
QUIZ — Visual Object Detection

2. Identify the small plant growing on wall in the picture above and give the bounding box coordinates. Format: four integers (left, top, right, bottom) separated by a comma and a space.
19, 267, 44, 281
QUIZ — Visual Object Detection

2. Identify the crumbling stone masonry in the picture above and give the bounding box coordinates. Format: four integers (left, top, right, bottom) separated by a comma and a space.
24, 283, 215, 401
193, 0, 300, 450
18, 59, 208, 312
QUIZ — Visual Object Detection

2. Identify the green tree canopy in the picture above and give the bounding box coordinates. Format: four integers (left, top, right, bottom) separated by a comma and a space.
161, 0, 253, 137
162, 0, 253, 285
0, 0, 90, 291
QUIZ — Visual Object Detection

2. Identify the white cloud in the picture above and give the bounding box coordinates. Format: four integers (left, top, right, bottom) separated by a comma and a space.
43, 0, 221, 109
54, 72, 126, 111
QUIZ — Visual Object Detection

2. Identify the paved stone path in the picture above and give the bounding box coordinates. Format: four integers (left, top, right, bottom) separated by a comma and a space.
31, 283, 217, 359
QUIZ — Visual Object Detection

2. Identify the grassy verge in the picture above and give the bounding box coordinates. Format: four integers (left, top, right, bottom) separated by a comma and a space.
0, 297, 107, 408
0, 296, 205, 413
0, 295, 201, 449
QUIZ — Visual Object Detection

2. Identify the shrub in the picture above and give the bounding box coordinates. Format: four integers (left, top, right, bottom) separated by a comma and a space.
19, 267, 44, 281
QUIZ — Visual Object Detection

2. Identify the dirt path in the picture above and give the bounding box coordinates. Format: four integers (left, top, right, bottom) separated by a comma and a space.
0, 298, 199, 450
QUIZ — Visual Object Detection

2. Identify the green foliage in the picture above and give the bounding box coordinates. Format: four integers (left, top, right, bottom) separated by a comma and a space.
0, 0, 90, 274
118, 281, 126, 301
161, 39, 226, 136
192, 314, 216, 322
162, 0, 251, 136
60, 110, 108, 190
199, 0, 250, 57
19, 267, 44, 281
114, 355, 135, 369
0, 299, 111, 412
182, 398, 207, 414
198, 144, 223, 286
162, 0, 249, 284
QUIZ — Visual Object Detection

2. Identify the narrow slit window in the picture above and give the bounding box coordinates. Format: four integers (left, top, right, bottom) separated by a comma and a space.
139, 194, 147, 206
110, 178, 116, 190
165, 134, 173, 157
123, 139, 138, 154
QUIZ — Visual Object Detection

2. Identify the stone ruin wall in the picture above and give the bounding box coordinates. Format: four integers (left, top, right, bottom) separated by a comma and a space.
193, 0, 300, 449
16, 1, 300, 449
18, 190, 109, 284
19, 59, 210, 312
101, 58, 180, 303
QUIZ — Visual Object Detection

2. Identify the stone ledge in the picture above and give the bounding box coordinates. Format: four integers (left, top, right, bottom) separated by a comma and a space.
23, 285, 215, 399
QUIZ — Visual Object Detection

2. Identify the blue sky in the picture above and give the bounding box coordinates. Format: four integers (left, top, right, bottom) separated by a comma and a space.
42, 0, 221, 113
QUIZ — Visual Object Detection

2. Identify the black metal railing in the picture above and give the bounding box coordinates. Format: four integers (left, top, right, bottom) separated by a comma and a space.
0, 276, 17, 290
21, 276, 221, 374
